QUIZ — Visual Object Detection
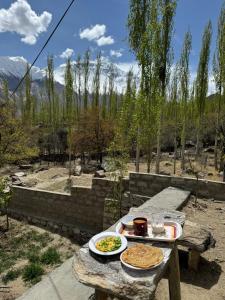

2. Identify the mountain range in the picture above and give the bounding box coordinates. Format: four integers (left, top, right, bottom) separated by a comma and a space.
0, 56, 136, 98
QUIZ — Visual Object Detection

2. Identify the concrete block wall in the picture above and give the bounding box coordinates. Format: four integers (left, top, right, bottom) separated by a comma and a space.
9, 177, 123, 242
9, 172, 225, 243
129, 172, 225, 201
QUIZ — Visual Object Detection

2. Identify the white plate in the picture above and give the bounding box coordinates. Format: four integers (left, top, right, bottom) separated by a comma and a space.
120, 249, 164, 270
89, 231, 127, 256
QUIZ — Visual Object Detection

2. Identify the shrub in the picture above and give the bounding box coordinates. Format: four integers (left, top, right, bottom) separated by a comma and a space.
22, 263, 44, 284
27, 252, 40, 264
2, 269, 21, 284
40, 247, 61, 265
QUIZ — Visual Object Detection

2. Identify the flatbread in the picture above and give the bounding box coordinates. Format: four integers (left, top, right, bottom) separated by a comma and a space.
121, 244, 164, 269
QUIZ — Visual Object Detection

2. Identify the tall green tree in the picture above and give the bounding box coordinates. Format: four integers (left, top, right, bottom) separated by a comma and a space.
179, 30, 192, 171
108, 63, 116, 117
93, 52, 101, 108
128, 0, 161, 172
75, 54, 82, 113
46, 55, 55, 127
213, 2, 225, 170
195, 21, 212, 156
170, 64, 179, 174
65, 58, 74, 180
83, 50, 90, 110
101, 79, 108, 119
24, 64, 32, 126
155, 0, 177, 173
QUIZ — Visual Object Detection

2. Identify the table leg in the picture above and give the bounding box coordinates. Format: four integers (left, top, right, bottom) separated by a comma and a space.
95, 289, 109, 300
168, 243, 181, 300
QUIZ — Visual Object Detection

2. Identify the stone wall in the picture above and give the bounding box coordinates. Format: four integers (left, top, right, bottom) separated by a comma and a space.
129, 172, 225, 201
9, 177, 121, 242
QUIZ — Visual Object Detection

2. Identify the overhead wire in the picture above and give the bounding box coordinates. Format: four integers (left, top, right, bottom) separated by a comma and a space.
11, 0, 76, 96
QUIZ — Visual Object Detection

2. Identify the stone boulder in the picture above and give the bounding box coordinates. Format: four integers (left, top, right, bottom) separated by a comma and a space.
74, 165, 82, 176
14, 172, 26, 177
94, 170, 106, 178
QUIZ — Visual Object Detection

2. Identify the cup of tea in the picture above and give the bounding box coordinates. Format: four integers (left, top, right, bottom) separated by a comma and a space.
133, 217, 148, 236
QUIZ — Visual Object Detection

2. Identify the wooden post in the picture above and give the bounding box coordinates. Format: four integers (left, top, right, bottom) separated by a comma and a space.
95, 289, 109, 300
188, 249, 200, 271
168, 243, 181, 300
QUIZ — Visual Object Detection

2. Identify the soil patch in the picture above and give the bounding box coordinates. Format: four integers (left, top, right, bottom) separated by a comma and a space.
155, 198, 225, 300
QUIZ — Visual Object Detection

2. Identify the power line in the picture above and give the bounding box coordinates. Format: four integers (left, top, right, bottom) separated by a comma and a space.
11, 0, 76, 96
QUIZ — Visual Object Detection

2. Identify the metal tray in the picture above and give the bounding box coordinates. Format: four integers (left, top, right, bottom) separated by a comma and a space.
115, 220, 182, 242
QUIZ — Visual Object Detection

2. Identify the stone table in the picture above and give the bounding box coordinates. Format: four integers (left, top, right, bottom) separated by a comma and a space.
73, 206, 184, 300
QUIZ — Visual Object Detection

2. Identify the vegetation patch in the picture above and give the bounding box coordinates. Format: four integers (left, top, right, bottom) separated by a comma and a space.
2, 268, 21, 284
40, 247, 61, 265
22, 263, 44, 285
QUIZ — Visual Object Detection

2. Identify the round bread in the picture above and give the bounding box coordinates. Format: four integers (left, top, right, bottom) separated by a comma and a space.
121, 244, 164, 269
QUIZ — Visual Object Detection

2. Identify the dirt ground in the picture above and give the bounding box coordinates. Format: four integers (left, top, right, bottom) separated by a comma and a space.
19, 167, 94, 192
155, 197, 225, 300
127, 154, 223, 182
0, 217, 79, 300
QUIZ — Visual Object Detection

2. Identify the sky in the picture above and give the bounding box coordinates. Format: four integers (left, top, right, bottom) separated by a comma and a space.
0, 0, 224, 91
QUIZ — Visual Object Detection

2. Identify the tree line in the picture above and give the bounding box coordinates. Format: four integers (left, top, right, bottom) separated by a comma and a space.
0, 0, 224, 178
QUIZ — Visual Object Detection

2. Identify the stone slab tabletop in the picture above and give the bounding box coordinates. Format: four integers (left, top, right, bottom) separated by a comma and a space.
73, 206, 185, 300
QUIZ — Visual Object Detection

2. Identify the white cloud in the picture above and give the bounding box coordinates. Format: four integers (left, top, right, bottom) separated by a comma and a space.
96, 36, 114, 46
60, 48, 74, 59
80, 24, 106, 41
110, 49, 123, 58
0, 0, 52, 45
79, 24, 114, 47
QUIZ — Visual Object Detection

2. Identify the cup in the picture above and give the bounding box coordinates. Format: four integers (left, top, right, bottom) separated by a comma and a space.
133, 217, 148, 236
151, 213, 165, 234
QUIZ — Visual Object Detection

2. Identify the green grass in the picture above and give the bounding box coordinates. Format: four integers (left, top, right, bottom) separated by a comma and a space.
22, 263, 44, 285
27, 252, 40, 264
2, 269, 21, 284
40, 248, 61, 265
0, 230, 53, 274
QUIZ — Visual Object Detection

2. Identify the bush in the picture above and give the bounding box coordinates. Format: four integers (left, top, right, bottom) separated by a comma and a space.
22, 263, 44, 284
40, 247, 61, 265
27, 252, 40, 264
2, 269, 21, 284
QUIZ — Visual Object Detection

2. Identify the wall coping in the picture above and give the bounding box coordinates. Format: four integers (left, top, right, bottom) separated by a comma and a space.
11, 186, 70, 196
129, 172, 225, 185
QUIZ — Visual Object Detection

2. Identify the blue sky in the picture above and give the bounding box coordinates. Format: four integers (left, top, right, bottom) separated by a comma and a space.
0, 0, 223, 76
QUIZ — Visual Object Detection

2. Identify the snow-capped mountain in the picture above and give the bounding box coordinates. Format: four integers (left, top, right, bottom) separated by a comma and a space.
0, 56, 45, 80
0, 56, 139, 96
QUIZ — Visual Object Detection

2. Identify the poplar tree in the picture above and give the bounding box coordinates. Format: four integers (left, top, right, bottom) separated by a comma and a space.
170, 64, 179, 174
24, 64, 32, 126
179, 30, 192, 171
2, 80, 9, 104
46, 56, 55, 127
195, 21, 212, 156
65, 58, 74, 180
155, 0, 177, 173
101, 79, 108, 119
83, 50, 90, 110
128, 0, 161, 172
93, 52, 101, 108
75, 54, 82, 113
108, 63, 116, 117
213, 3, 225, 170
